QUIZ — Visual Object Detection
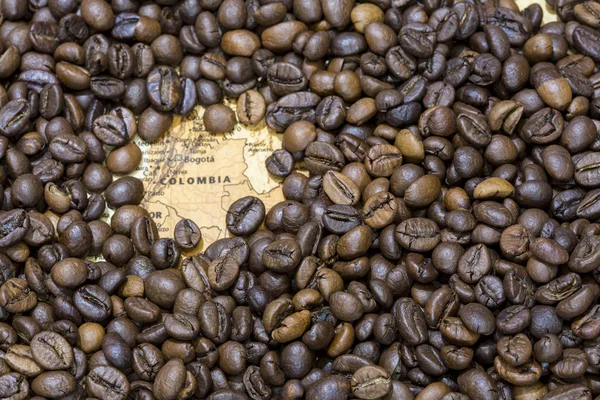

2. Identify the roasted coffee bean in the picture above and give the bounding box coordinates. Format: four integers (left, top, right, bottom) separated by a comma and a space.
90, 76, 125, 99
266, 149, 294, 177
31, 371, 76, 398
0, 99, 31, 137
322, 205, 361, 235
30, 331, 73, 370
0, 210, 30, 247
93, 115, 129, 147
173, 219, 202, 250
0, 278, 37, 314
56, 62, 91, 91
226, 196, 265, 236
39, 83, 64, 120
365, 144, 403, 177
316, 96, 346, 129
48, 133, 87, 163
145, 269, 186, 310
304, 141, 345, 175
266, 91, 321, 132
457, 113, 492, 148
146, 66, 182, 112
207, 256, 240, 291
203, 104, 237, 134
350, 366, 391, 399
394, 298, 428, 346
323, 171, 360, 206
86, 365, 130, 399
268, 62, 307, 97
74, 285, 112, 323
361, 192, 397, 229
396, 218, 440, 252
237, 90, 266, 126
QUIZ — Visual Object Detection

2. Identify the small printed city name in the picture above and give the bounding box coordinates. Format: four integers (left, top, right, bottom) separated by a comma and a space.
159, 176, 232, 185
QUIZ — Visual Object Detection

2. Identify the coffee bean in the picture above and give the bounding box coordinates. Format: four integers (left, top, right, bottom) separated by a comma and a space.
93, 115, 129, 147
362, 192, 397, 229
365, 144, 403, 177
532, 67, 573, 111
31, 371, 76, 398
473, 178, 515, 199
207, 256, 240, 291
396, 218, 440, 252
0, 47, 20, 79
39, 83, 64, 120
203, 104, 237, 134
236, 90, 266, 126
323, 171, 360, 206
90, 76, 126, 99
145, 269, 185, 310
0, 99, 31, 137
457, 112, 492, 148
395, 298, 428, 345
30, 331, 73, 370
173, 219, 201, 250
267, 62, 308, 97
305, 142, 345, 176
50, 258, 87, 289
146, 66, 182, 112
74, 285, 113, 322
351, 366, 391, 399
266, 91, 321, 132
86, 366, 130, 399
266, 149, 294, 177
226, 196, 265, 236
56, 62, 91, 91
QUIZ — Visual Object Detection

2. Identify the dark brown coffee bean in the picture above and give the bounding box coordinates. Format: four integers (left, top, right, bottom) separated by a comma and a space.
48, 133, 87, 163
86, 365, 130, 399
322, 171, 360, 206
90, 76, 125, 99
207, 256, 240, 291
91, 114, 128, 147
0, 99, 31, 137
226, 196, 265, 236
30, 331, 74, 370
266, 91, 321, 132
0, 278, 37, 314
146, 66, 182, 112
39, 83, 64, 120
108, 44, 134, 80
267, 62, 307, 97
0, 46, 20, 79
31, 371, 75, 398
145, 269, 186, 309
266, 149, 294, 177
365, 144, 403, 177
56, 62, 90, 91
351, 366, 391, 399
394, 298, 428, 345
395, 218, 440, 252
0, 210, 29, 247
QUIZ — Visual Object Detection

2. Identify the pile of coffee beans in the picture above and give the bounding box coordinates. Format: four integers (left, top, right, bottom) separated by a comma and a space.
1, 0, 600, 399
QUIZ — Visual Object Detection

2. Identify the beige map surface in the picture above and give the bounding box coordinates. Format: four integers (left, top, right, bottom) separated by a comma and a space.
127, 99, 284, 249
124, 0, 554, 251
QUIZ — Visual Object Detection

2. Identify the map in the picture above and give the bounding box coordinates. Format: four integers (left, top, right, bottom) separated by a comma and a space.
129, 99, 285, 251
